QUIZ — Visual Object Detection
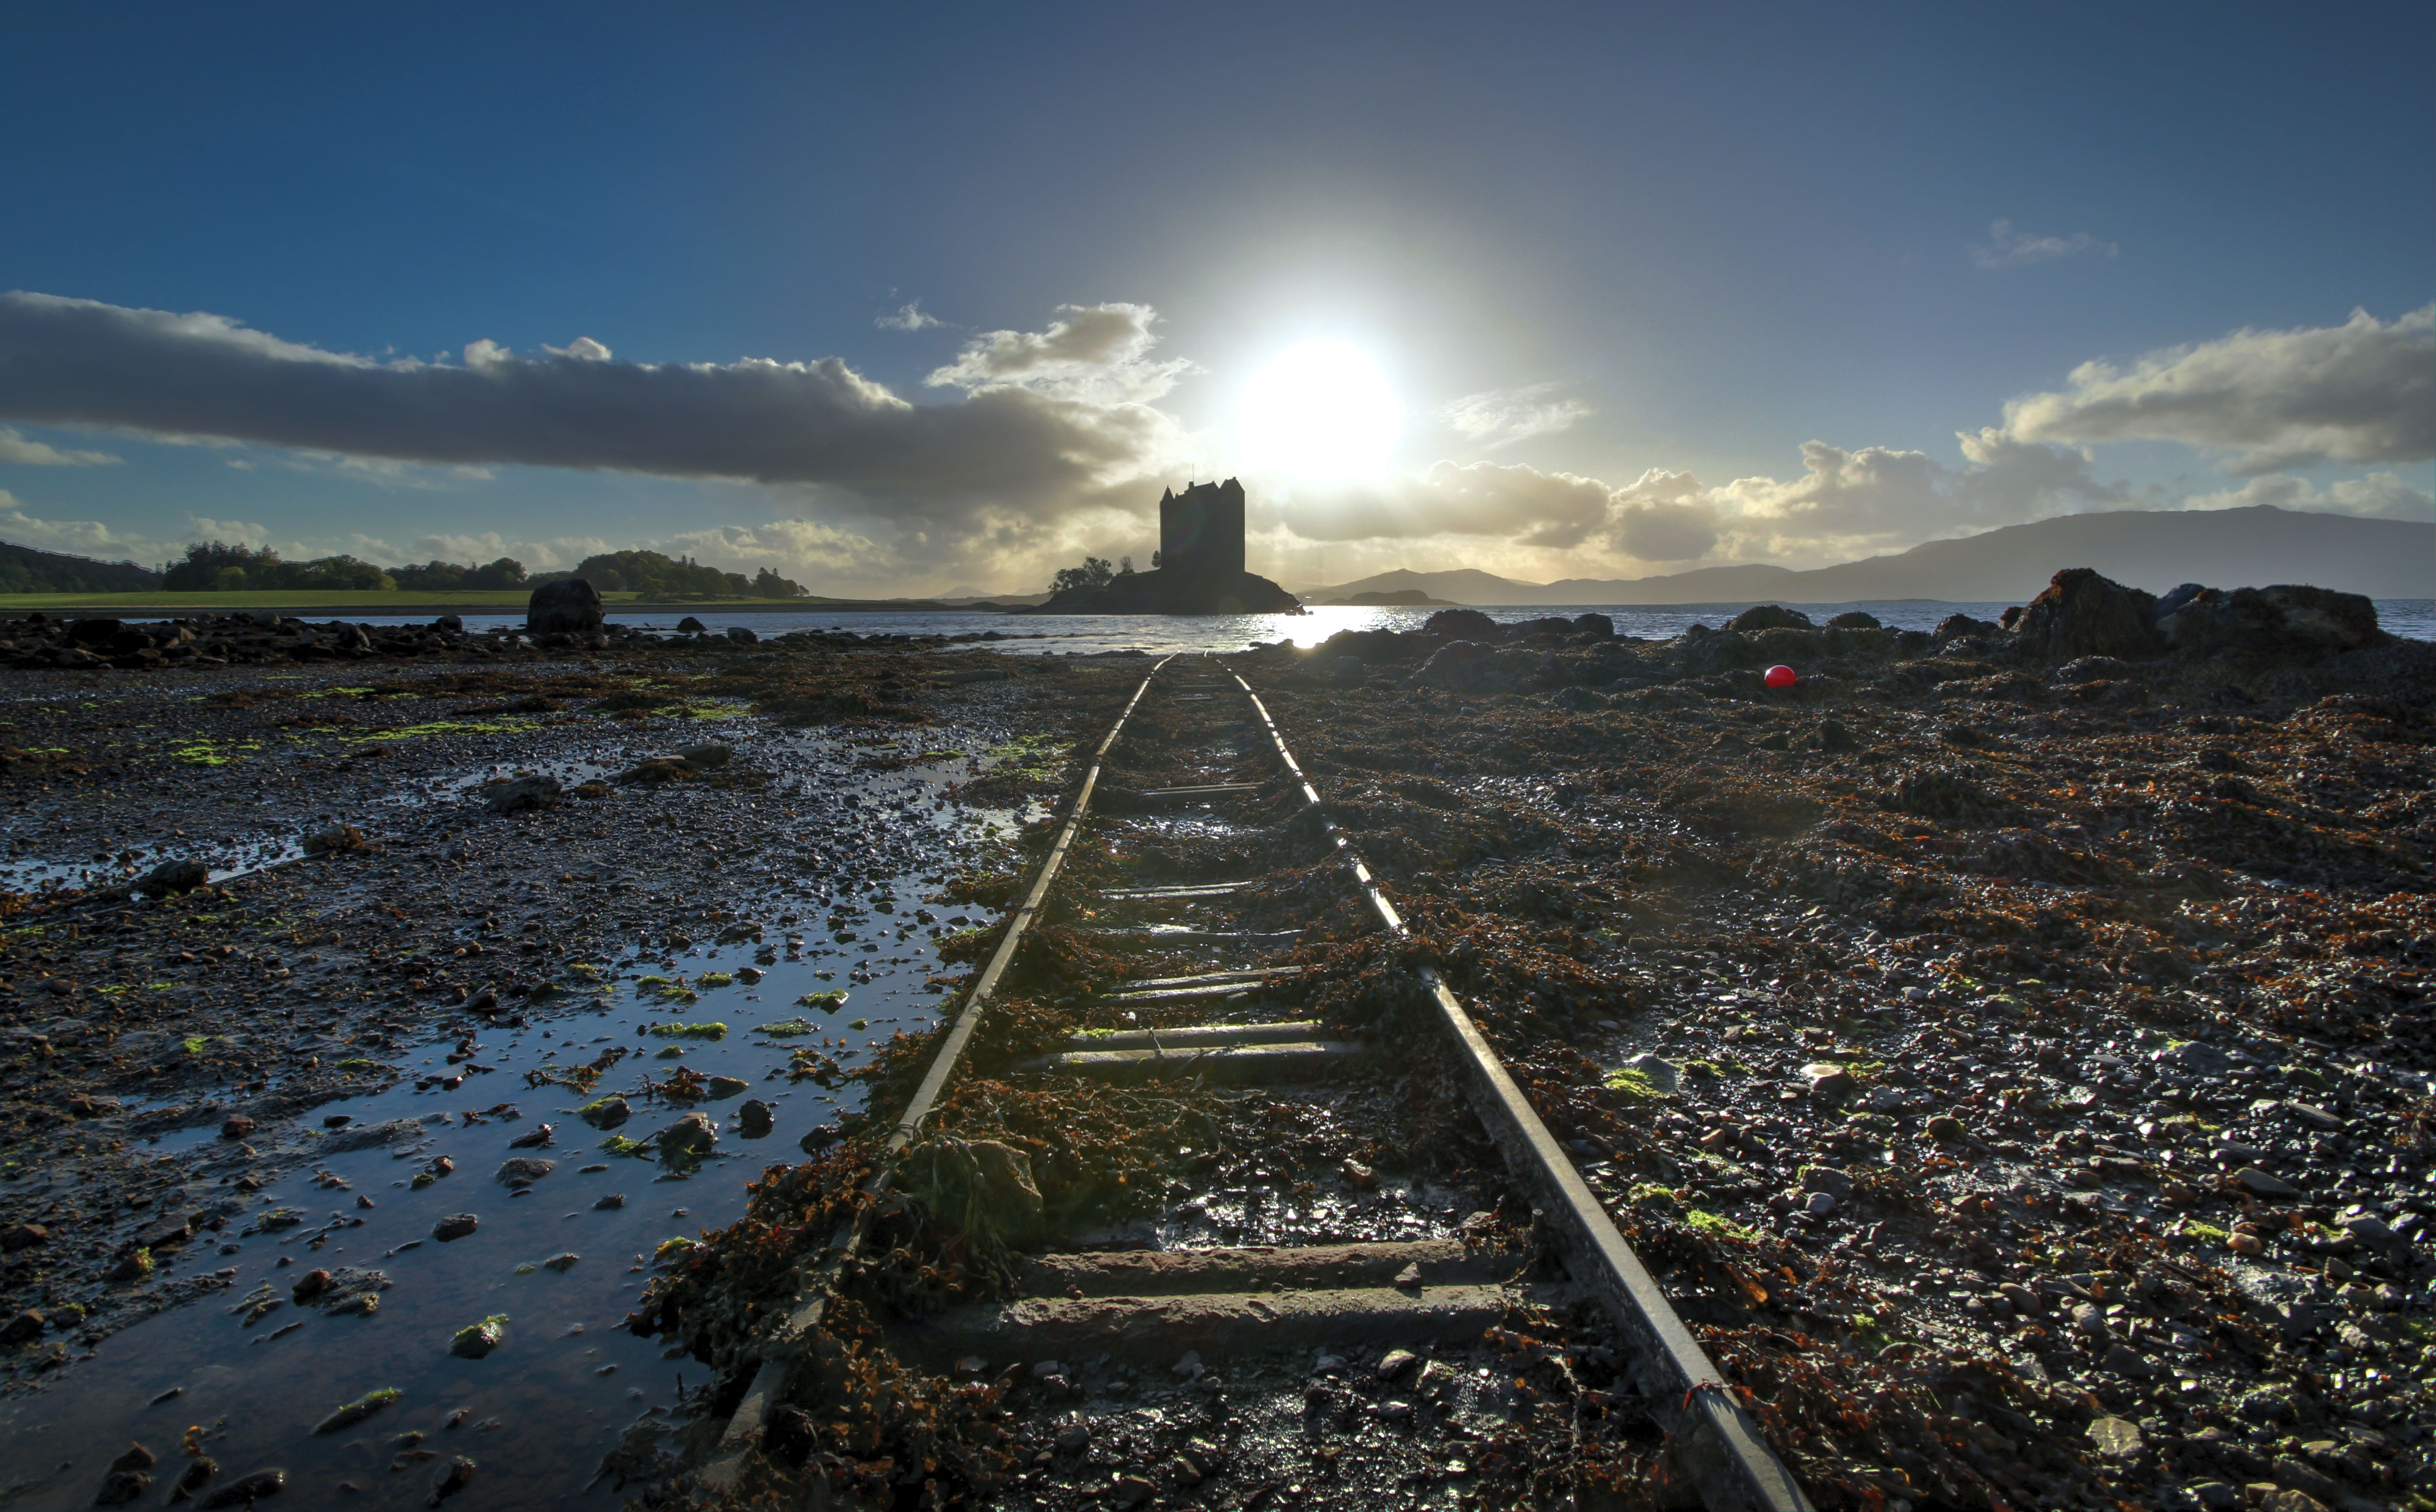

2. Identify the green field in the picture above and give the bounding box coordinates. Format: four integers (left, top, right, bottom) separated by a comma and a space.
0, 590, 984, 615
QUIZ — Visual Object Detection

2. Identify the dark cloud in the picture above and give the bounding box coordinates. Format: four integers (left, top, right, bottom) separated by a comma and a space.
0, 292, 1176, 533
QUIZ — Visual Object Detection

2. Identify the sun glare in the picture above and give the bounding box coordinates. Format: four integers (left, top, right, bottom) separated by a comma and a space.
1236, 340, 1401, 480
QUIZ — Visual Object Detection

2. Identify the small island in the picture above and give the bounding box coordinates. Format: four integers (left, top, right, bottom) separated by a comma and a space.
1028, 479, 1302, 615
1306, 588, 1460, 607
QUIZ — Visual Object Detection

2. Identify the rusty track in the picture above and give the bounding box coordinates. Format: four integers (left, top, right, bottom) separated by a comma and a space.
705, 653, 1809, 1510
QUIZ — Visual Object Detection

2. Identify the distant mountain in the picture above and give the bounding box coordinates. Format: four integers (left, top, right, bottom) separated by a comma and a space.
1298, 506, 2433, 606
0, 539, 163, 594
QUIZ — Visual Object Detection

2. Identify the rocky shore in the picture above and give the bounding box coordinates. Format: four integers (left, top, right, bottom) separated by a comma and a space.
1208, 570, 2434, 1511
0, 567, 2428, 1511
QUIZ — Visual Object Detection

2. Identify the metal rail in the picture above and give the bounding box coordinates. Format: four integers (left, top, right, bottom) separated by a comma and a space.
1226, 669, 1812, 1512
700, 655, 1173, 1492
703, 653, 1807, 1512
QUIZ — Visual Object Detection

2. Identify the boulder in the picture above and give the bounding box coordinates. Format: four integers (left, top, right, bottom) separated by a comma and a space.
1422, 608, 1498, 639
1826, 611, 1881, 630
2159, 584, 2387, 659
654, 1112, 718, 1158
675, 616, 708, 634
1725, 605, 1813, 633
2008, 569, 2162, 662
525, 579, 604, 636
724, 626, 759, 645
135, 859, 209, 897
736, 1099, 774, 1138
1414, 640, 1498, 691
1933, 613, 2000, 640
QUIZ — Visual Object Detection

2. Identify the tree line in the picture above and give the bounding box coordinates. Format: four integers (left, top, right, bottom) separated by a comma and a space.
150, 541, 809, 598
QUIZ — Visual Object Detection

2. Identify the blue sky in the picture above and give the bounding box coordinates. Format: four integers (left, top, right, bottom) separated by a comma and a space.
0, 1, 2427, 594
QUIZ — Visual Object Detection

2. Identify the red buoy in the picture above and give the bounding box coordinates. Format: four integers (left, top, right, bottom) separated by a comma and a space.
1764, 664, 1797, 689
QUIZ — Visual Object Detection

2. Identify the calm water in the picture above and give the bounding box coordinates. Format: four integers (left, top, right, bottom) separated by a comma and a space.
322, 598, 2436, 653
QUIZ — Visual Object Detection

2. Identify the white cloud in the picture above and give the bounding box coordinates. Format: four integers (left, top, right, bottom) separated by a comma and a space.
1971, 218, 2117, 269
0, 427, 119, 467
1606, 469, 1720, 561
924, 301, 1194, 402
1278, 462, 1616, 549
876, 300, 941, 332
405, 532, 614, 570
0, 292, 1187, 546
0, 496, 264, 564
2178, 470, 2433, 522
1439, 384, 1590, 448
2001, 305, 2434, 472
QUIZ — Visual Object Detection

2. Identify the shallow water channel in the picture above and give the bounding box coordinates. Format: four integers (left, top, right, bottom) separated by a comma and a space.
0, 745, 1022, 1510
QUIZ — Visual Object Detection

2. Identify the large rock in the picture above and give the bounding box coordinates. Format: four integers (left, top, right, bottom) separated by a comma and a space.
1725, 604, 1812, 633
134, 859, 209, 897
654, 1112, 718, 1158
2007, 569, 2162, 662
526, 579, 604, 636
1422, 608, 1498, 639
2158, 584, 2387, 659
1413, 640, 1500, 691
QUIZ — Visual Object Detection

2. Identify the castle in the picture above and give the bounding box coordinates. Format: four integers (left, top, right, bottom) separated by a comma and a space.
1031, 475, 1295, 614
1159, 478, 1246, 581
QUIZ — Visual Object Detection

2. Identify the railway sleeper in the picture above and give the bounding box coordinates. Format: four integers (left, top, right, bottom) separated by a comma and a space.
889, 1282, 1547, 1370
1030, 1038, 1365, 1083
1096, 879, 1255, 900
1055, 1018, 1325, 1051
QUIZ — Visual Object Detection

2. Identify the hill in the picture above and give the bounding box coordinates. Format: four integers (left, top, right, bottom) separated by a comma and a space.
1300, 506, 2433, 605
0, 539, 163, 594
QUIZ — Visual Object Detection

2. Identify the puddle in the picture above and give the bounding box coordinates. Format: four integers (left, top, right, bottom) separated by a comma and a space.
0, 728, 1043, 1509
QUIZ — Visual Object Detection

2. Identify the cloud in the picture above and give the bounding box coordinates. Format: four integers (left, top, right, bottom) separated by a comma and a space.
649, 518, 883, 586
0, 426, 119, 467
2002, 305, 2434, 472
1439, 384, 1590, 448
404, 531, 615, 570
1606, 469, 1720, 561
924, 301, 1194, 402
0, 495, 261, 563
2178, 469, 2433, 522
1277, 462, 1614, 549
0, 291, 1185, 543
876, 300, 941, 332
1971, 219, 2117, 269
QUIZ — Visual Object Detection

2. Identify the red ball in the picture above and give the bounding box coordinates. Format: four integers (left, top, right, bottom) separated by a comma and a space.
1764, 664, 1797, 689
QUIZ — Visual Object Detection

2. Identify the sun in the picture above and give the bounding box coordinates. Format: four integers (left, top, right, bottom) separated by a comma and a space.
1236, 339, 1401, 480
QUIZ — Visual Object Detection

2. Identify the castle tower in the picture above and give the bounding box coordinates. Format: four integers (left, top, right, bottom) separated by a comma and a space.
1159, 478, 1246, 580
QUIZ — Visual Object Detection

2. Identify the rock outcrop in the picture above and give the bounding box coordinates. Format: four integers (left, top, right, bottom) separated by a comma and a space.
2158, 584, 2389, 659
2005, 568, 2163, 662
526, 579, 604, 636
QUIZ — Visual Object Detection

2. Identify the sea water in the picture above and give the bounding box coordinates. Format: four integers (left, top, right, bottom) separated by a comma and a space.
320, 598, 2435, 653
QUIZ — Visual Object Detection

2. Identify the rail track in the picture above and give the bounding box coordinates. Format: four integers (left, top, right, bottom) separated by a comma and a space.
703, 654, 1810, 1511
